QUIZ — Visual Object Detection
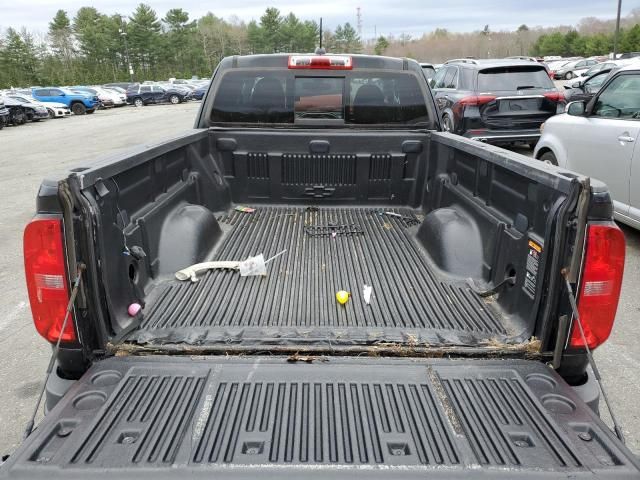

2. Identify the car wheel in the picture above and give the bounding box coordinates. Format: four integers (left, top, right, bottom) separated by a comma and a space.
16, 110, 27, 125
539, 151, 558, 166
134, 97, 144, 107
442, 114, 454, 132
47, 108, 55, 119
71, 102, 86, 115
169, 94, 180, 105
564, 71, 573, 80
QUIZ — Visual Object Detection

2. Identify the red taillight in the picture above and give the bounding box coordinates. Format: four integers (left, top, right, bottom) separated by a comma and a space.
458, 95, 497, 106
23, 217, 76, 343
569, 223, 625, 349
453, 95, 496, 116
543, 91, 566, 103
288, 55, 353, 70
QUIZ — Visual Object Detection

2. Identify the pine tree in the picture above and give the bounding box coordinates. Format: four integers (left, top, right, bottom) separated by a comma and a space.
260, 7, 284, 53
48, 10, 75, 83
128, 3, 162, 78
374, 36, 389, 55
163, 8, 197, 76
3, 28, 40, 86
332, 22, 362, 53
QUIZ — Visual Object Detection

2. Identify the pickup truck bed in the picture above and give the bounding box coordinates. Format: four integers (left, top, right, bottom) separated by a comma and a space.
132, 205, 507, 346
79, 129, 568, 352
2, 356, 638, 479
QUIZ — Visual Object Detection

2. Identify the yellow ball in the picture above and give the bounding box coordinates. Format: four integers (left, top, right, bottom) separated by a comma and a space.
336, 290, 350, 305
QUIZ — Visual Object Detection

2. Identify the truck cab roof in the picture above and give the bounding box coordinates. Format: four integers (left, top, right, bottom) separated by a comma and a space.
217, 53, 420, 72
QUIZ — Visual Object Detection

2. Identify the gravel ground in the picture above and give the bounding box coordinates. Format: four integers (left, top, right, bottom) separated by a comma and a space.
0, 101, 637, 457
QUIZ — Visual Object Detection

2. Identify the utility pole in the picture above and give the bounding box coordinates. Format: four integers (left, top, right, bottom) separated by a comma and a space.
319, 17, 323, 50
119, 16, 134, 82
356, 7, 362, 38
613, 0, 623, 58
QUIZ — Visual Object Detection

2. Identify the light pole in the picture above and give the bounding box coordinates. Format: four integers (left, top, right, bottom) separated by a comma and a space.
613, 0, 623, 58
118, 17, 134, 82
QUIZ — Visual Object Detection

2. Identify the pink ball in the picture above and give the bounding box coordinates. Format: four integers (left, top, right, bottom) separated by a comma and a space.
128, 303, 142, 317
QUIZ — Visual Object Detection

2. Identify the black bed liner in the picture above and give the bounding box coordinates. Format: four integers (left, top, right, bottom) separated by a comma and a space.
3, 356, 638, 479
129, 206, 525, 347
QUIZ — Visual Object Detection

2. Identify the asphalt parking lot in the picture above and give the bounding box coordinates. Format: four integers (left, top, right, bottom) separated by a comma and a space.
0, 101, 638, 456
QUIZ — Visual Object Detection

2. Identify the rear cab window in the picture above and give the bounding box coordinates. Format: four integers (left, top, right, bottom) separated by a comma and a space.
477, 66, 555, 92
210, 69, 430, 127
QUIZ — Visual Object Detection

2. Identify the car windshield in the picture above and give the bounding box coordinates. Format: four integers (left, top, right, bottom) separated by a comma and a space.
477, 66, 555, 91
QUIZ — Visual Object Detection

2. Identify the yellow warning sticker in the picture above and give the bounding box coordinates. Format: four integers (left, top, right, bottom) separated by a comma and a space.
528, 240, 542, 253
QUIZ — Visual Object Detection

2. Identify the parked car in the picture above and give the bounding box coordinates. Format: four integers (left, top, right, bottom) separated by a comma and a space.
506, 55, 538, 62
0, 97, 9, 129
104, 82, 139, 91
103, 85, 126, 94
2, 95, 49, 122
431, 58, 565, 147
96, 86, 127, 106
535, 64, 640, 228
2, 97, 28, 125
546, 59, 570, 74
192, 82, 209, 100
563, 67, 616, 102
31, 87, 98, 115
7, 94, 71, 118
70, 87, 114, 108
419, 62, 436, 83
73, 86, 126, 108
170, 78, 199, 90
553, 58, 598, 79
580, 61, 618, 77
4, 52, 637, 479
618, 52, 640, 60
102, 85, 128, 104
158, 82, 194, 96
126, 84, 190, 106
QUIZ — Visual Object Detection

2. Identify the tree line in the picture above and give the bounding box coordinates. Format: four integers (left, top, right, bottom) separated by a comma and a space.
531, 26, 640, 57
0, 5, 362, 88
371, 9, 640, 62
2, 5, 639, 89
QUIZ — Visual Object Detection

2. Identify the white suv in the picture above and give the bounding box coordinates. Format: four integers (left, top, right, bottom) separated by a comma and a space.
534, 65, 640, 228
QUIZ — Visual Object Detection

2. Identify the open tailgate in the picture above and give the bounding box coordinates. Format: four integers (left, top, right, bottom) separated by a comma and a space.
2, 356, 638, 479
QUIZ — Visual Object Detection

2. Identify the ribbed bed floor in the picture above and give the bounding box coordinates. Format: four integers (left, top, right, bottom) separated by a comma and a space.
133, 206, 509, 346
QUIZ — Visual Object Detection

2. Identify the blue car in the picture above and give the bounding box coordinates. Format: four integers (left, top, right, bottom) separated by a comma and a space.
193, 83, 209, 100
32, 87, 98, 115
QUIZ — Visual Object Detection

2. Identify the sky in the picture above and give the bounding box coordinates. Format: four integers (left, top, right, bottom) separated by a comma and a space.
0, 0, 634, 38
